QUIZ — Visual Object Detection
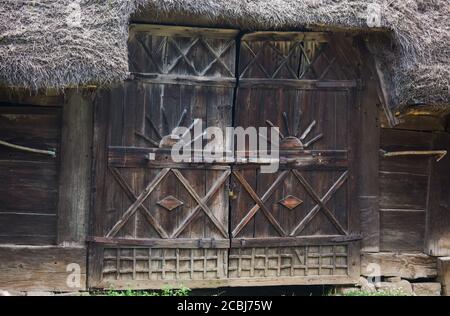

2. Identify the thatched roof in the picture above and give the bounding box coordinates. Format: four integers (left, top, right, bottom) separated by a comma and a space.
0, 0, 448, 110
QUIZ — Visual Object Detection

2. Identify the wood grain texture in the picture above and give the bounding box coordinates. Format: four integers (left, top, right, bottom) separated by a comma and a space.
438, 257, 450, 296
355, 39, 381, 252
90, 25, 236, 287
361, 252, 437, 279
425, 132, 450, 256
379, 129, 433, 252
90, 27, 366, 288
0, 246, 86, 291
0, 104, 61, 245
57, 90, 93, 244
230, 31, 361, 282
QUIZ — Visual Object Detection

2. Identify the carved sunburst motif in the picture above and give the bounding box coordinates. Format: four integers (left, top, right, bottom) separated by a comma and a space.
136, 107, 201, 148
266, 111, 323, 150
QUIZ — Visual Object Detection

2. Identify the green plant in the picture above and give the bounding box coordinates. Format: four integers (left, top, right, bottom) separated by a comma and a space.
95, 285, 191, 296
330, 288, 412, 296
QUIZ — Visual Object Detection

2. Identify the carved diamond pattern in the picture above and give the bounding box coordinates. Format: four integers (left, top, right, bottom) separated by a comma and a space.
278, 195, 303, 210
157, 195, 184, 211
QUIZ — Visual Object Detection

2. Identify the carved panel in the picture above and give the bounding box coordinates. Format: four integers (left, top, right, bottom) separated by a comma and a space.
102, 247, 228, 281
229, 245, 348, 278
129, 25, 238, 78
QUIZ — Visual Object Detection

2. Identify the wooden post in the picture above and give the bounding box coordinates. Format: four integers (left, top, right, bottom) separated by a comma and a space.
438, 257, 450, 296
425, 132, 450, 256
355, 37, 380, 252
57, 89, 94, 245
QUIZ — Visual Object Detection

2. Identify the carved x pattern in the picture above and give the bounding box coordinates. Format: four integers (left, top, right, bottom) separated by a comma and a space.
232, 169, 349, 238
240, 40, 337, 80
106, 167, 230, 239
167, 37, 234, 77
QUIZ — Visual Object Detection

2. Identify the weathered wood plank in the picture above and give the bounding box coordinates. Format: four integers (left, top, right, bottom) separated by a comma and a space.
380, 210, 425, 252
57, 90, 93, 244
379, 172, 429, 210
88, 237, 230, 248
361, 252, 437, 279
0, 246, 86, 291
0, 104, 61, 245
356, 54, 380, 252
425, 132, 450, 256
0, 88, 63, 107
129, 24, 239, 39
0, 213, 56, 245
92, 275, 357, 290
438, 257, 450, 296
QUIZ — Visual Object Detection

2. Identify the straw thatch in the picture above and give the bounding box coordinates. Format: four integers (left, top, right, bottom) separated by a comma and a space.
0, 0, 448, 109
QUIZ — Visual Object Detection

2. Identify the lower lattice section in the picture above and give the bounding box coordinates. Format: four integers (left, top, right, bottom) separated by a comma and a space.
100, 245, 349, 282
228, 245, 349, 278
101, 248, 228, 281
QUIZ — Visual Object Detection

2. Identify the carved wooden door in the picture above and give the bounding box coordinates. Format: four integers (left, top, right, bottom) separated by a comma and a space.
228, 32, 360, 285
89, 26, 362, 289
89, 25, 237, 289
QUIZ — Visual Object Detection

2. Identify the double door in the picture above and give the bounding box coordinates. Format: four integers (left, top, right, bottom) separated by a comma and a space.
89, 25, 360, 288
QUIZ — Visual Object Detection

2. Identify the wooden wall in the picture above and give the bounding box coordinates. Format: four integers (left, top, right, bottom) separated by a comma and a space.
0, 104, 61, 244
379, 129, 433, 252
0, 89, 92, 291
378, 128, 450, 256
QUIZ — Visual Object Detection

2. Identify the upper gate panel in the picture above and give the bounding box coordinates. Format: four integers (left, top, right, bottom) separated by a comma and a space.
128, 25, 238, 79
239, 32, 358, 81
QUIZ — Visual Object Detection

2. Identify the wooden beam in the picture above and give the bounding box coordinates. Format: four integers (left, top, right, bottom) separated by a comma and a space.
425, 132, 450, 256
57, 90, 94, 245
0, 87, 63, 107
129, 23, 239, 39
438, 257, 450, 296
91, 275, 357, 290
361, 252, 437, 279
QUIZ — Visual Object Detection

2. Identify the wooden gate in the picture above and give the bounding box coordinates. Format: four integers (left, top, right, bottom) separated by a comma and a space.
89, 25, 237, 288
228, 32, 360, 285
89, 26, 361, 288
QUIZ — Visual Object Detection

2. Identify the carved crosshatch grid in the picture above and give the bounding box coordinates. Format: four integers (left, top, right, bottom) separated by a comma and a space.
228, 245, 348, 278
102, 247, 228, 281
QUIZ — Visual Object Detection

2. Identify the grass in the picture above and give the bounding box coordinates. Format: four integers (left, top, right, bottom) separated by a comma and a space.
332, 289, 412, 296
94, 286, 191, 296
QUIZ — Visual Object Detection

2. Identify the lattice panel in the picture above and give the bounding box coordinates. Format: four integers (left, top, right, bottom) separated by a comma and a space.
240, 41, 327, 79
239, 37, 351, 80
129, 27, 236, 78
102, 247, 228, 281
228, 245, 348, 278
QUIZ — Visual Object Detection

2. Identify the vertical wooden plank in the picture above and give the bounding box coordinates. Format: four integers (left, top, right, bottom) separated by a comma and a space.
425, 132, 450, 256
58, 90, 94, 245
90, 87, 110, 239
358, 62, 380, 252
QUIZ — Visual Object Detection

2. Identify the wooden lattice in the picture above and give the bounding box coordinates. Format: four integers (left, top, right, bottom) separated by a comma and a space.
228, 245, 348, 278
129, 27, 236, 78
239, 37, 345, 80
102, 247, 228, 281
